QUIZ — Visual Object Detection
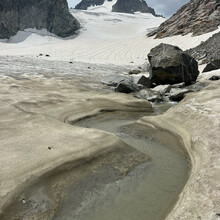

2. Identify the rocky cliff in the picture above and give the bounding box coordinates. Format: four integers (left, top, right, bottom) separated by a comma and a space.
112, 0, 156, 15
186, 31, 220, 63
0, 0, 80, 39
75, 0, 158, 16
148, 0, 220, 38
75, 0, 105, 10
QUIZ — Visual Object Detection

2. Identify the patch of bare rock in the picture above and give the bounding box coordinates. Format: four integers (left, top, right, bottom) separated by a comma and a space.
186, 31, 220, 66
0, 0, 80, 39
148, 0, 220, 38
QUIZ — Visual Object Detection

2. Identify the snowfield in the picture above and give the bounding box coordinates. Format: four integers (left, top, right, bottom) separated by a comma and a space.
0, 10, 219, 66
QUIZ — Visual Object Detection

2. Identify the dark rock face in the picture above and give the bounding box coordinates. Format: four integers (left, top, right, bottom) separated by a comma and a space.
75, 0, 105, 10
148, 44, 199, 86
203, 60, 220, 72
75, 0, 159, 16
148, 0, 220, 38
112, 0, 156, 15
186, 32, 220, 64
209, 75, 220, 80
0, 0, 80, 39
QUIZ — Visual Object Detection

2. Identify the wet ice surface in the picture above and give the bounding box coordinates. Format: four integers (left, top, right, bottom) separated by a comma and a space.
0, 55, 132, 81
0, 56, 188, 220
54, 112, 189, 220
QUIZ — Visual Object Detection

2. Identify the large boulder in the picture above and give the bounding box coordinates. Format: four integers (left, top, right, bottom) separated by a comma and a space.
0, 0, 80, 39
148, 43, 199, 86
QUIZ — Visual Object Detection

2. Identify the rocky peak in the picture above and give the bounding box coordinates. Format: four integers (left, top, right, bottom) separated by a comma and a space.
0, 0, 80, 39
112, 0, 156, 15
148, 0, 220, 38
75, 0, 106, 10
75, 0, 159, 16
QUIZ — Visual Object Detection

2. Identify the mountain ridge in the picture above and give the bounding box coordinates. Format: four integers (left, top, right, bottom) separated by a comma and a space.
148, 0, 220, 38
75, 0, 159, 16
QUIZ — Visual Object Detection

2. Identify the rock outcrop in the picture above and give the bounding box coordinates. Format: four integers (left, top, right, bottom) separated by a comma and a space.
203, 60, 220, 72
186, 32, 220, 64
112, 0, 156, 15
209, 75, 220, 80
148, 0, 220, 38
148, 44, 199, 86
0, 0, 80, 39
75, 0, 159, 16
75, 0, 105, 10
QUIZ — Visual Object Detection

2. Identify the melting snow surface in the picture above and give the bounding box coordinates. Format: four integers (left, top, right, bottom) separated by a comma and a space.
0, 10, 219, 65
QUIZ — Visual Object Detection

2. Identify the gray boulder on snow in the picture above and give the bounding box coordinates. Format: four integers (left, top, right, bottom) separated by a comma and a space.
0, 0, 80, 39
148, 43, 199, 86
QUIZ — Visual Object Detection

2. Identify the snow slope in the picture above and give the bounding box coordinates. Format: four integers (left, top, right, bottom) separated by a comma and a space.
0, 9, 219, 65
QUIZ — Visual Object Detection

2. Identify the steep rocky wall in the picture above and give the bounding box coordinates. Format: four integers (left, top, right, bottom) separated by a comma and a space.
75, 0, 159, 16
0, 0, 80, 39
186, 32, 220, 63
112, 0, 156, 15
75, 0, 105, 10
148, 0, 220, 38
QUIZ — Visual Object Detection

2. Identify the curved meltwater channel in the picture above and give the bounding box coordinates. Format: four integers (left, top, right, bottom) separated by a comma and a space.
54, 110, 189, 220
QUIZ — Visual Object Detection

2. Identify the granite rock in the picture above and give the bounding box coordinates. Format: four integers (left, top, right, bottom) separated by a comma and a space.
186, 32, 220, 64
0, 0, 80, 39
148, 43, 199, 86
148, 0, 220, 38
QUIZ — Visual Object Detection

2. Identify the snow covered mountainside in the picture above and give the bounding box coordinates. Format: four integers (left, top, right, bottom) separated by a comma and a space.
75, 0, 158, 16
0, 9, 219, 66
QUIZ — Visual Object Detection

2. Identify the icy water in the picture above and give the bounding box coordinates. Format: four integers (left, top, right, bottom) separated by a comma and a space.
54, 111, 189, 220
